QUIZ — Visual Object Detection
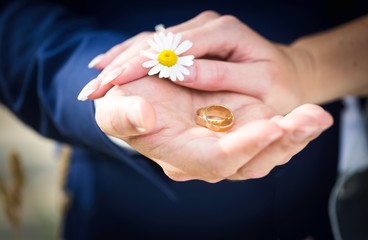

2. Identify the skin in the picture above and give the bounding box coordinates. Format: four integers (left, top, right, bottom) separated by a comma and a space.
93, 76, 331, 182
86, 12, 368, 112
77, 11, 368, 182
83, 11, 308, 114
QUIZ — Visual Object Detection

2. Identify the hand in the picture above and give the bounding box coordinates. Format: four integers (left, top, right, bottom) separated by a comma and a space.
82, 11, 315, 114
94, 76, 333, 182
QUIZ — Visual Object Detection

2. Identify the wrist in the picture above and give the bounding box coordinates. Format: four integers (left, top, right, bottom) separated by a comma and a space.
290, 16, 368, 103
275, 42, 320, 107
288, 39, 324, 105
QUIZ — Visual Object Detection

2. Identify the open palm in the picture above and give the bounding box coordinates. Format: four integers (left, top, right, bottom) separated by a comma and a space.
95, 76, 332, 182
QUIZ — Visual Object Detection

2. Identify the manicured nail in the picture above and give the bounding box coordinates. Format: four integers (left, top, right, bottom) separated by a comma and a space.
88, 54, 104, 68
291, 126, 320, 142
77, 79, 98, 101
101, 67, 124, 85
127, 102, 146, 132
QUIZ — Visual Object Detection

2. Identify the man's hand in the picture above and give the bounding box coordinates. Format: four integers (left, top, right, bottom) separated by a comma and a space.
94, 76, 332, 182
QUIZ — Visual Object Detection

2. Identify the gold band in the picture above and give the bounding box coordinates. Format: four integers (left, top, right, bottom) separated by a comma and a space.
195, 105, 234, 132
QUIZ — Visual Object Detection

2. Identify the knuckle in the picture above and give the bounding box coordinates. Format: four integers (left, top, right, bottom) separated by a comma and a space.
109, 43, 125, 54
192, 61, 225, 88
277, 156, 292, 166
212, 61, 227, 85
137, 31, 152, 41
277, 138, 295, 153
217, 15, 240, 27
164, 170, 190, 182
198, 153, 237, 180
204, 177, 223, 184
95, 111, 112, 134
199, 10, 221, 19
208, 163, 235, 180
243, 169, 270, 179
137, 31, 151, 37
109, 116, 121, 134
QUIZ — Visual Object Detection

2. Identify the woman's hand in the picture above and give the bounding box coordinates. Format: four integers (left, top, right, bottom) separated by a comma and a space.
82, 11, 315, 114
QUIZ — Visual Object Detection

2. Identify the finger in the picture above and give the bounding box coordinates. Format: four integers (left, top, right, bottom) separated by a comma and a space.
94, 15, 269, 93
276, 104, 334, 131
176, 59, 270, 97
95, 40, 148, 84
202, 120, 283, 181
166, 10, 220, 33
85, 14, 255, 100
228, 104, 333, 180
181, 15, 268, 59
88, 32, 151, 69
95, 94, 156, 137
88, 11, 221, 89
228, 134, 312, 181
77, 78, 116, 101
91, 57, 269, 101
150, 120, 283, 183
88, 10, 220, 70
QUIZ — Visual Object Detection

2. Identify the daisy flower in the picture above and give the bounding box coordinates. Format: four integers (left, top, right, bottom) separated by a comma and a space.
142, 32, 194, 81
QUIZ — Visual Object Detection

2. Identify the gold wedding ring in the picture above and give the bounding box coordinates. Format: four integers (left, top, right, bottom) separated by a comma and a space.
195, 105, 234, 132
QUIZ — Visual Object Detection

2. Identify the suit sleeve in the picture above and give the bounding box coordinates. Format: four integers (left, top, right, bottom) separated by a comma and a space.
0, 0, 130, 158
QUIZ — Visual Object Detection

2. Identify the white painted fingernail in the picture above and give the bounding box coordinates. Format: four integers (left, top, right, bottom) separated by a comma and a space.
88, 54, 104, 68
101, 67, 124, 85
77, 79, 98, 101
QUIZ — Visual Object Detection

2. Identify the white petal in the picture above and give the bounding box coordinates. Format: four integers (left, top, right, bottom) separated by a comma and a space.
163, 32, 170, 49
169, 69, 177, 81
175, 40, 193, 55
164, 67, 171, 78
176, 64, 190, 75
166, 32, 174, 49
178, 55, 194, 66
141, 50, 158, 60
148, 64, 163, 75
154, 33, 164, 51
170, 65, 182, 81
176, 70, 184, 81
159, 32, 168, 50
147, 39, 161, 53
170, 33, 182, 50
142, 60, 158, 68
159, 66, 169, 78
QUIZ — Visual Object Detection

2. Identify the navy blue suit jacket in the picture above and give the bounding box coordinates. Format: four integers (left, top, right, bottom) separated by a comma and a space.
0, 0, 365, 239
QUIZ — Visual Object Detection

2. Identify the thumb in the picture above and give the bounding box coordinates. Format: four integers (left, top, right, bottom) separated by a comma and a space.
95, 95, 156, 137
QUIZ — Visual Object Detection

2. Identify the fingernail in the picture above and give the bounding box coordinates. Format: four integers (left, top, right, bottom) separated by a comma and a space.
88, 54, 104, 68
291, 126, 320, 142
127, 102, 146, 132
77, 79, 98, 101
101, 67, 124, 85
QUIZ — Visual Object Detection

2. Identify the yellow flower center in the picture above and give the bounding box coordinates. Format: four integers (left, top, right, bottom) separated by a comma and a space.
158, 50, 178, 67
